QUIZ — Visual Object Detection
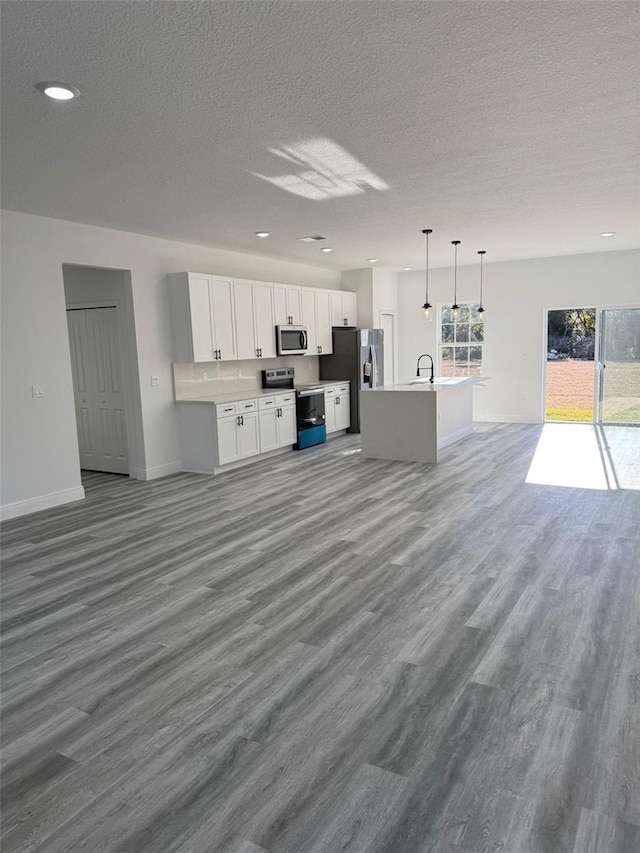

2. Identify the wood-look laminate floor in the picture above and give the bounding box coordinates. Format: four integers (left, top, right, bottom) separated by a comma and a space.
2, 424, 640, 852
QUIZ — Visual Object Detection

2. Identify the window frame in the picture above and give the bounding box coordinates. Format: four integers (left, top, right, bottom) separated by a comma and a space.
438, 302, 484, 377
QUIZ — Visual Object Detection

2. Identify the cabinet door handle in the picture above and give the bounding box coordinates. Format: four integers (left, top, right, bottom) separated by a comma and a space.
259, 348, 262, 357
241, 415, 244, 426
344, 318, 348, 325
217, 349, 221, 359
336, 396, 340, 404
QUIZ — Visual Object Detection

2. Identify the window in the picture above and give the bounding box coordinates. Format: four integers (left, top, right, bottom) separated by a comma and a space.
439, 303, 484, 377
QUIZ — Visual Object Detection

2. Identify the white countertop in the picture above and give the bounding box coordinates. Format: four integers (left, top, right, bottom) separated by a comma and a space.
363, 377, 487, 393
175, 379, 350, 405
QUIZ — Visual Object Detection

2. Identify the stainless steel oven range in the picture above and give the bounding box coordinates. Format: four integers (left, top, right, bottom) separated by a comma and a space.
261, 368, 326, 450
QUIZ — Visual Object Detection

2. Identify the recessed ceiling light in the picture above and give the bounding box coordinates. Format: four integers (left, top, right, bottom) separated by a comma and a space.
402, 267, 412, 271
367, 258, 378, 263
600, 231, 615, 237
320, 247, 333, 253
254, 231, 270, 238
297, 235, 327, 242
36, 81, 79, 100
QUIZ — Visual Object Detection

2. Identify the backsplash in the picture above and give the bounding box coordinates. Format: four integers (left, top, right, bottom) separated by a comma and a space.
173, 357, 320, 400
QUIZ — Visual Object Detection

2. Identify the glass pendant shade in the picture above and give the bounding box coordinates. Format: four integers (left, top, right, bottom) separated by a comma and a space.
421, 228, 432, 321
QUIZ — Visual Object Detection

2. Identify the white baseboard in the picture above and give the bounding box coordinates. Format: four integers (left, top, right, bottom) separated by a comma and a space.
136, 461, 183, 481
1, 485, 86, 521
475, 414, 541, 424
213, 446, 292, 474
438, 424, 474, 450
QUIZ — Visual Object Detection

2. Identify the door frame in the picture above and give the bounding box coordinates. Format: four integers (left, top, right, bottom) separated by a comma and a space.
378, 310, 398, 385
65, 291, 142, 478
542, 303, 640, 425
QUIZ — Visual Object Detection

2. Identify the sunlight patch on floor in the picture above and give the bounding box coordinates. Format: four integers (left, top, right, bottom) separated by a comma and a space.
526, 424, 613, 490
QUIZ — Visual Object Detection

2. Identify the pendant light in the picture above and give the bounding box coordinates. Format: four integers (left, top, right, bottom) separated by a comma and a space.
451, 240, 461, 320
477, 250, 486, 316
421, 228, 433, 320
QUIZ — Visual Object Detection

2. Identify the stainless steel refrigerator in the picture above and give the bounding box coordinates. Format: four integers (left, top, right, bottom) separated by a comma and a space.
319, 328, 384, 432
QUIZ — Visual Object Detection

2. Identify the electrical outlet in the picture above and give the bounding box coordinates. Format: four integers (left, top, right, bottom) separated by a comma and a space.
202, 372, 208, 380
32, 384, 45, 398
150, 376, 160, 387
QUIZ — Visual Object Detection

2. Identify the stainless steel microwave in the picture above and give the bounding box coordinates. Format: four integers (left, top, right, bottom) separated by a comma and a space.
276, 325, 308, 356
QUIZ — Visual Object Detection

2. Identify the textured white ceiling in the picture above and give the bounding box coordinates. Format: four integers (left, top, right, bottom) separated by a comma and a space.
1, 1, 639, 270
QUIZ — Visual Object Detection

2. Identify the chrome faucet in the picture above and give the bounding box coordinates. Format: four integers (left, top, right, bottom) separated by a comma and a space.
416, 353, 434, 383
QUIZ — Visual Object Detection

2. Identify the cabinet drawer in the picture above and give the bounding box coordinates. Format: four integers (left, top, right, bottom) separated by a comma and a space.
336, 384, 350, 395
325, 387, 336, 397
276, 393, 295, 407
216, 402, 238, 418
259, 396, 278, 410
216, 398, 258, 418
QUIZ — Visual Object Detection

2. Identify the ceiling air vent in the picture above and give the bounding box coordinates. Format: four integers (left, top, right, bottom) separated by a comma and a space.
297, 235, 327, 242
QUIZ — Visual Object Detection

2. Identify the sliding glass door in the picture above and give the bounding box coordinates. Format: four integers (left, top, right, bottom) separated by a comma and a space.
596, 308, 640, 424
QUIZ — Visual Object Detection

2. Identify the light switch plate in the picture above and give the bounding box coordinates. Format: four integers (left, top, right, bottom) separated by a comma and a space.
32, 384, 45, 398
150, 376, 160, 386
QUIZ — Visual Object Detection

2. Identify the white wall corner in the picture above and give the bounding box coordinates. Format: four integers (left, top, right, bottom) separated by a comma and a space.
136, 461, 183, 481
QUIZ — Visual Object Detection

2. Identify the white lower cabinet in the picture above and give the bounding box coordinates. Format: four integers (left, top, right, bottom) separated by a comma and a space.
216, 399, 260, 466
259, 394, 296, 452
177, 394, 297, 474
335, 391, 351, 431
325, 383, 351, 434
217, 413, 260, 464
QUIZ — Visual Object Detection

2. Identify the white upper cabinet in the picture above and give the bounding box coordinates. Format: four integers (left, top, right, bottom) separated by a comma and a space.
169, 272, 236, 363
300, 288, 318, 354
210, 276, 237, 361
170, 273, 345, 365
315, 289, 333, 354
342, 291, 357, 326
186, 273, 214, 362
252, 281, 277, 358
234, 279, 277, 360
301, 287, 334, 355
273, 283, 302, 326
330, 290, 357, 328
233, 279, 256, 360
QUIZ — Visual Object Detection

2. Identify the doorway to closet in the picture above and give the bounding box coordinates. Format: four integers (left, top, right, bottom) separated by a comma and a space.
64, 264, 140, 476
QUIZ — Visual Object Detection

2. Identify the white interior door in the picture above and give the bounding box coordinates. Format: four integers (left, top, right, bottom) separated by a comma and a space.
379, 312, 396, 385
67, 307, 129, 473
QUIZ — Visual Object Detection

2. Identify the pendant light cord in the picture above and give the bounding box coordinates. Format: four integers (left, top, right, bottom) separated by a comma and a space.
452, 240, 460, 306
478, 249, 486, 312
422, 228, 432, 306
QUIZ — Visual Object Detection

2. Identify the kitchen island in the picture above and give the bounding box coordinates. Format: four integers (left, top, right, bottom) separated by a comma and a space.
360, 377, 485, 463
